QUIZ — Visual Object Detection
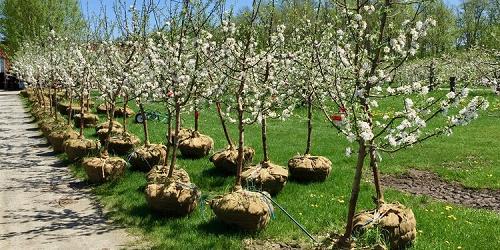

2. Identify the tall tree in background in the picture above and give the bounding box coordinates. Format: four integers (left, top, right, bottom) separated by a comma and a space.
0, 0, 85, 55
457, 0, 499, 48
419, 0, 457, 55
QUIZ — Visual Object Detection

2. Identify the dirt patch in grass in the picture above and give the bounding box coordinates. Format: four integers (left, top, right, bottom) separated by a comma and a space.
243, 239, 307, 249
382, 169, 500, 212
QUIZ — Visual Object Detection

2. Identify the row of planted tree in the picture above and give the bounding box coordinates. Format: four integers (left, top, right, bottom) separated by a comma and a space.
13, 0, 493, 248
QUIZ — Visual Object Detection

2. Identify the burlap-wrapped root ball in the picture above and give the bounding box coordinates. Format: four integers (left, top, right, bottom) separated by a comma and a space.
96, 103, 134, 117
209, 189, 273, 231
129, 144, 167, 172
209, 147, 255, 174
38, 118, 57, 137
32, 107, 50, 121
178, 131, 214, 159
288, 155, 332, 182
47, 129, 79, 153
96, 127, 124, 144
178, 128, 194, 142
145, 180, 200, 216
108, 132, 141, 155
82, 157, 127, 183
63, 138, 101, 161
74, 113, 99, 128
353, 203, 417, 249
147, 165, 190, 184
95, 120, 123, 133
241, 162, 288, 196
57, 102, 82, 115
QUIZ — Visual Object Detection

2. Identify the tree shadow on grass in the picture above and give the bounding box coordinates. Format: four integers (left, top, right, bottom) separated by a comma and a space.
197, 218, 250, 237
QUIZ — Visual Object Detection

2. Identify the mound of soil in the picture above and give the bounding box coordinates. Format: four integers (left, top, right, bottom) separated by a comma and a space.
145, 180, 200, 216
147, 165, 191, 184
353, 203, 416, 249
82, 156, 127, 183
241, 162, 289, 196
64, 138, 101, 161
209, 189, 273, 231
288, 155, 332, 182
74, 113, 99, 128
129, 144, 167, 172
32, 106, 50, 120
47, 129, 79, 153
210, 147, 255, 174
95, 120, 123, 133
178, 131, 214, 158
381, 169, 500, 212
108, 132, 140, 155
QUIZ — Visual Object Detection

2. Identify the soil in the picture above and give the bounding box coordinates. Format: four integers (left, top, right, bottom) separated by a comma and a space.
147, 166, 191, 184
381, 169, 500, 212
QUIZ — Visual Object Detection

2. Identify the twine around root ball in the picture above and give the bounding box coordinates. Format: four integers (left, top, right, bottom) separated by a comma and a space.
241, 162, 289, 196
145, 180, 200, 216
63, 138, 101, 161
82, 156, 127, 183
353, 203, 417, 249
47, 129, 79, 153
128, 144, 167, 172
107, 133, 141, 155
209, 189, 273, 231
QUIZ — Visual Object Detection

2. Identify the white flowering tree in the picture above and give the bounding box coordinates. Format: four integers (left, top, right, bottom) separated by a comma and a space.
314, 1, 489, 244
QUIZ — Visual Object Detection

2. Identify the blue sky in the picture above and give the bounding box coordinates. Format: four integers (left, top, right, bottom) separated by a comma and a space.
81, 0, 464, 20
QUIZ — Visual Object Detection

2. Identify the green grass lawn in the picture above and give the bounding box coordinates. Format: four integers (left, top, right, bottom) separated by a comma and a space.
53, 90, 500, 249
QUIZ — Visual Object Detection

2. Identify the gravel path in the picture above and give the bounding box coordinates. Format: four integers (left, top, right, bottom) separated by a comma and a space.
0, 91, 136, 249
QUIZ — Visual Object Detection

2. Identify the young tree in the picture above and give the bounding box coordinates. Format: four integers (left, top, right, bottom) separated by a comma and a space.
314, 1, 489, 247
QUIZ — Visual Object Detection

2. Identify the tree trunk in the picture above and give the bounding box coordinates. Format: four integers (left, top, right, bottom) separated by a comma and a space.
79, 92, 85, 138
342, 141, 367, 240
102, 104, 116, 157
216, 102, 234, 150
165, 110, 172, 165
261, 114, 269, 163
168, 103, 181, 177
53, 88, 59, 122
305, 97, 312, 155
369, 145, 384, 207
68, 92, 73, 126
235, 92, 245, 189
139, 102, 150, 146
194, 106, 199, 132
122, 95, 129, 133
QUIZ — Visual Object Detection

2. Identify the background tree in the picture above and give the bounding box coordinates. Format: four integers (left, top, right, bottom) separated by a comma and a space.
0, 0, 85, 55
